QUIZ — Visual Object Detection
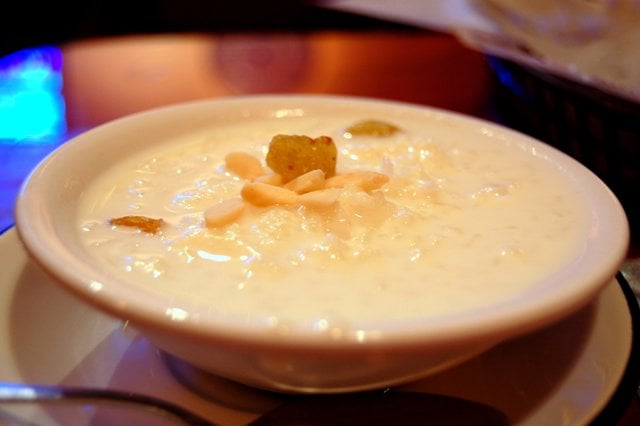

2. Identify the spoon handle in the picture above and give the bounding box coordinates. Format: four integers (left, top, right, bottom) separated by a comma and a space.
0, 382, 215, 425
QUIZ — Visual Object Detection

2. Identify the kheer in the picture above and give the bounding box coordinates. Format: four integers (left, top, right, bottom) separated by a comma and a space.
78, 114, 589, 328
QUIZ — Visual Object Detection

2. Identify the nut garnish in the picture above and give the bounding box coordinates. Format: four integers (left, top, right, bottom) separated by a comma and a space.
225, 152, 265, 180
297, 188, 342, 209
204, 198, 246, 227
241, 182, 298, 207
107, 122, 400, 232
325, 171, 390, 191
254, 173, 283, 186
205, 124, 397, 228
283, 169, 325, 194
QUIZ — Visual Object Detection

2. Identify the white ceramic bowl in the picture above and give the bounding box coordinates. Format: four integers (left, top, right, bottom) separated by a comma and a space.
15, 95, 629, 393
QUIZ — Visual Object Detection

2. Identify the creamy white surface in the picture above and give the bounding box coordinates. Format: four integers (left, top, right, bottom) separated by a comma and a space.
78, 114, 589, 328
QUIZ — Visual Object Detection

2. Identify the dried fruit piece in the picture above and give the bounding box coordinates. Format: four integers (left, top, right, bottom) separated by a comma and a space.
225, 152, 265, 180
325, 171, 390, 191
346, 120, 399, 137
241, 182, 298, 207
266, 134, 337, 182
284, 169, 325, 194
109, 215, 164, 234
204, 198, 245, 228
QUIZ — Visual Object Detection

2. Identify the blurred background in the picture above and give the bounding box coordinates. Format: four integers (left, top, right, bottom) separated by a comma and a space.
0, 1, 419, 56
5, 0, 639, 242
0, 0, 495, 232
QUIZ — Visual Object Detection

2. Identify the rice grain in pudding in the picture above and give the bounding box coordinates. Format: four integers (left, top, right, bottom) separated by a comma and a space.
78, 114, 589, 329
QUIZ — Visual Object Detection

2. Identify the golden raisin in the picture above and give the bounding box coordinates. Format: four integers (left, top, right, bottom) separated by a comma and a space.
346, 120, 399, 137
265, 134, 337, 182
109, 215, 164, 234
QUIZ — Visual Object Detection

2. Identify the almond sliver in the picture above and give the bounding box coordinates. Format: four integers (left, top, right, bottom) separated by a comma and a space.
284, 169, 325, 194
241, 182, 298, 206
325, 171, 389, 191
225, 152, 265, 180
298, 188, 342, 209
254, 173, 283, 186
204, 198, 245, 228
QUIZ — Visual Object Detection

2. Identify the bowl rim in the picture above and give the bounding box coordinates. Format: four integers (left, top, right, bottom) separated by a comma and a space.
14, 94, 630, 350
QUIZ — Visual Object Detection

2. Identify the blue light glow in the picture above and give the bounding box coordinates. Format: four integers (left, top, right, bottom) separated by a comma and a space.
488, 57, 524, 97
0, 46, 66, 141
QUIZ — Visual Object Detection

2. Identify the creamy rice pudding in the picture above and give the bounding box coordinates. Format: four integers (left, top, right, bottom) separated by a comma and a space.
78, 113, 588, 328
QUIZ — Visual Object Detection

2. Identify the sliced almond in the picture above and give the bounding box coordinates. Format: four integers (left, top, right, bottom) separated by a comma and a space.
298, 188, 342, 209
325, 171, 390, 191
225, 152, 265, 180
204, 198, 246, 228
284, 169, 325, 194
241, 182, 298, 207
253, 173, 283, 186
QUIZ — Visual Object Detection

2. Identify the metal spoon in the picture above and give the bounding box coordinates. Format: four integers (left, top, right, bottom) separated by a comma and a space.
0, 382, 214, 425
